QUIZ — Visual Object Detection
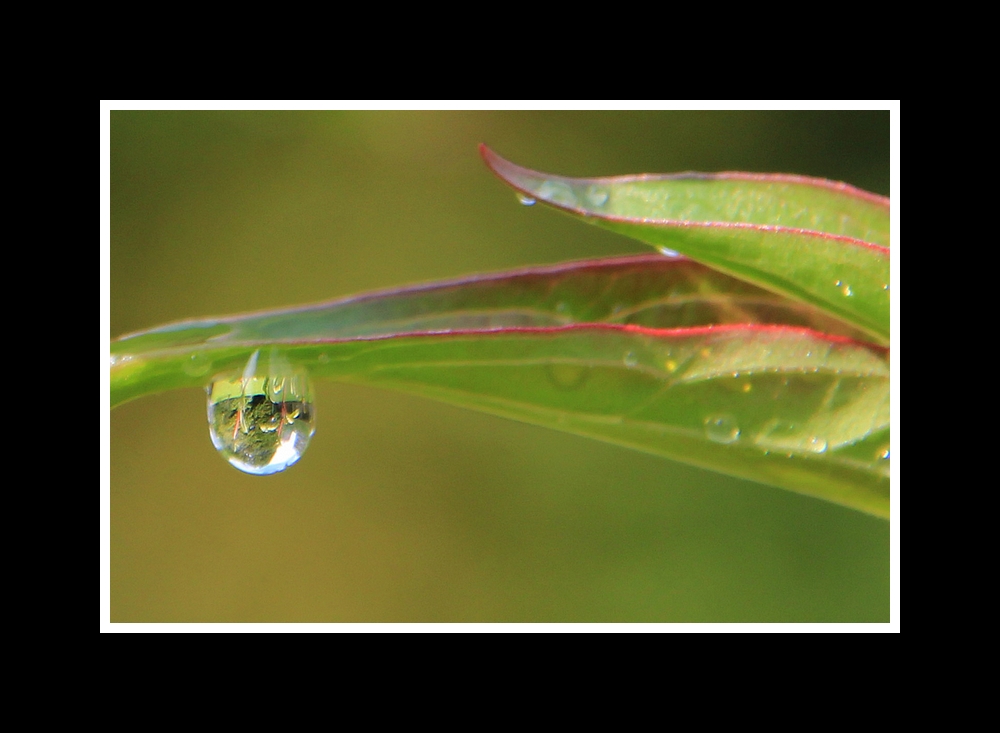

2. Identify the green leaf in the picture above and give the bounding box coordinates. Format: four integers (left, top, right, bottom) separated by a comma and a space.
481, 145, 890, 345
112, 256, 889, 517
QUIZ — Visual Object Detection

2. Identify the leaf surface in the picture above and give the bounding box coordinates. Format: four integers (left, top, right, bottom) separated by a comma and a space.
481, 145, 890, 344
112, 256, 889, 516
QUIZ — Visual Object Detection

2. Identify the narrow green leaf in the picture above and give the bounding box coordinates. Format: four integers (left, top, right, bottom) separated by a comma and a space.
481, 145, 890, 345
112, 256, 888, 516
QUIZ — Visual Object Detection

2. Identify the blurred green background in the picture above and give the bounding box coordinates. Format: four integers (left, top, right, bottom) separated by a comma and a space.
110, 110, 889, 622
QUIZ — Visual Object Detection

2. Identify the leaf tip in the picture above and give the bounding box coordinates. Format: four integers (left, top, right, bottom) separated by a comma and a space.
479, 144, 537, 192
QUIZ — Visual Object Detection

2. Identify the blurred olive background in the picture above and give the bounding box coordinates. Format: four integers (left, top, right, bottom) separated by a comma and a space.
110, 110, 889, 622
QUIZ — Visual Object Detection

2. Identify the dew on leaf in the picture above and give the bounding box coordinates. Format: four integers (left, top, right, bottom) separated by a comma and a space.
546, 363, 589, 390
207, 350, 315, 475
183, 352, 212, 378
704, 414, 740, 444
806, 436, 828, 453
585, 185, 609, 207
657, 246, 681, 257
516, 193, 536, 206
623, 351, 638, 368
536, 180, 577, 207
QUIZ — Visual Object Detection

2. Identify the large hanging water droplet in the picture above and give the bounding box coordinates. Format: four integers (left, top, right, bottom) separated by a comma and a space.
207, 350, 315, 475
704, 414, 740, 444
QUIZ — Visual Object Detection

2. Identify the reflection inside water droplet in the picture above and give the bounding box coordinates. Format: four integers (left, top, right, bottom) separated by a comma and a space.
516, 193, 536, 206
704, 414, 740, 444
657, 246, 681, 257
207, 350, 315, 475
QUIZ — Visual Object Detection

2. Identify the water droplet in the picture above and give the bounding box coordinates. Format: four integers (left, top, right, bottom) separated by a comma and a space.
516, 193, 536, 206
546, 363, 589, 390
183, 352, 212, 378
882, 283, 890, 292
878, 447, 890, 460
585, 185, 609, 207
536, 180, 577, 206
657, 246, 681, 257
834, 280, 842, 287
759, 419, 798, 449
806, 436, 828, 453
664, 359, 678, 373
841, 283, 853, 297
623, 351, 638, 368
742, 382, 752, 393
207, 351, 315, 475
704, 414, 740, 444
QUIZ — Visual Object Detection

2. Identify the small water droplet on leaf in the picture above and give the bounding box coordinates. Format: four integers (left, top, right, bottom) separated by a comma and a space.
536, 180, 577, 206
806, 436, 828, 453
704, 414, 740, 444
546, 363, 589, 390
623, 351, 638, 368
183, 352, 212, 378
585, 185, 609, 207
516, 193, 536, 206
